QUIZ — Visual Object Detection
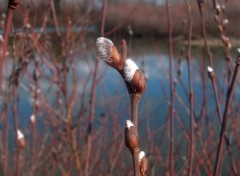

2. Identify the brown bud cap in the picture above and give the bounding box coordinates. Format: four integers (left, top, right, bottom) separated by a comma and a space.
139, 151, 148, 176
112, 46, 124, 70
125, 120, 139, 153
18, 138, 26, 150
17, 130, 26, 150
132, 70, 146, 95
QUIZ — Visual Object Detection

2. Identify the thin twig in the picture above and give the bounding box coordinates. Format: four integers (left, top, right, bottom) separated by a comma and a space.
85, 0, 107, 175
165, 0, 175, 175
214, 55, 240, 176
185, 1, 194, 175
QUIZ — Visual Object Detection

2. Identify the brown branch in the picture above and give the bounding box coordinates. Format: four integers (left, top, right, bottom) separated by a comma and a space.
214, 54, 240, 176
185, 1, 194, 175
165, 0, 175, 175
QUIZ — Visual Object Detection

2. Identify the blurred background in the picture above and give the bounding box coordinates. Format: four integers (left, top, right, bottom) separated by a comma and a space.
0, 0, 240, 175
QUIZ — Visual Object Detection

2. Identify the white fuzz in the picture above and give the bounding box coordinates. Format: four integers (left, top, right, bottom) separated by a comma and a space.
216, 4, 221, 10
139, 151, 145, 162
30, 114, 36, 123
36, 88, 41, 94
17, 129, 24, 140
237, 48, 240, 54
123, 59, 139, 82
227, 43, 232, 49
221, 5, 225, 10
96, 37, 114, 63
0, 35, 3, 43
25, 23, 31, 28
207, 66, 213, 73
223, 19, 229, 25
126, 120, 134, 129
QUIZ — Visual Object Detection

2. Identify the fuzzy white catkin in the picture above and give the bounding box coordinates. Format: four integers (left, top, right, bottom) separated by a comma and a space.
237, 48, 240, 54
0, 35, 3, 42
123, 59, 139, 82
126, 120, 134, 129
139, 151, 145, 162
17, 129, 24, 140
30, 114, 36, 123
96, 37, 114, 63
207, 66, 213, 73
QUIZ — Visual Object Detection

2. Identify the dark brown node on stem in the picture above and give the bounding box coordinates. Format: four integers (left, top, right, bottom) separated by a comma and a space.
125, 125, 140, 154
8, 0, 21, 9
132, 70, 146, 95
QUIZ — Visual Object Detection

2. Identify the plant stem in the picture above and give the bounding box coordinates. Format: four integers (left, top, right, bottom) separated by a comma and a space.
185, 1, 194, 175
130, 94, 140, 128
197, 1, 213, 67
165, 0, 175, 175
0, 8, 14, 94
3, 102, 9, 176
13, 84, 20, 176
209, 73, 237, 176
213, 56, 240, 176
130, 94, 141, 176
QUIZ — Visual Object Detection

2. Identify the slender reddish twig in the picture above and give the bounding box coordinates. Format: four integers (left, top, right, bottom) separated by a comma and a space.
185, 1, 194, 175
214, 54, 240, 176
85, 0, 107, 175
196, 0, 213, 67
208, 67, 237, 176
165, 0, 175, 175
0, 0, 20, 94
13, 80, 20, 176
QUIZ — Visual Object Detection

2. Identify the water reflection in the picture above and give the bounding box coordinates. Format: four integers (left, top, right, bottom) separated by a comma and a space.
2, 36, 239, 174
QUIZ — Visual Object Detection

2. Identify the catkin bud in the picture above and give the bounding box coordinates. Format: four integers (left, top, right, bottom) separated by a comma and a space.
139, 151, 148, 176
123, 59, 146, 95
222, 19, 229, 26
96, 37, 123, 70
30, 114, 36, 125
0, 35, 3, 57
221, 35, 231, 49
216, 3, 221, 14
207, 66, 215, 79
125, 120, 139, 153
132, 70, 146, 95
17, 129, 26, 150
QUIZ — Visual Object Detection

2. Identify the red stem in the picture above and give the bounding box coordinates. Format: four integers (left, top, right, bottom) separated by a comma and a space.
165, 0, 175, 175
185, 1, 194, 175
214, 56, 240, 176
0, 8, 14, 94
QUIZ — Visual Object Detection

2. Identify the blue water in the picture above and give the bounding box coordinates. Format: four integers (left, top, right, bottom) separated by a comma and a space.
1, 37, 239, 175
